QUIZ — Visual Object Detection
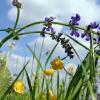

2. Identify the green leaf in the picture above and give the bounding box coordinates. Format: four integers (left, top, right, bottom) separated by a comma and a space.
25, 69, 33, 95
0, 59, 12, 98
0, 60, 29, 100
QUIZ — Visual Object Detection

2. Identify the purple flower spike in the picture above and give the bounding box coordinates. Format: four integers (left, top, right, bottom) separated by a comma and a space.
85, 34, 90, 41
75, 32, 80, 37
50, 27, 54, 33
81, 33, 85, 38
70, 31, 74, 36
93, 38, 96, 42
70, 29, 80, 37
90, 21, 99, 29
45, 26, 55, 33
75, 14, 81, 21
44, 16, 55, 33
46, 27, 50, 31
71, 14, 81, 25
97, 35, 100, 42
45, 17, 49, 22
45, 16, 56, 22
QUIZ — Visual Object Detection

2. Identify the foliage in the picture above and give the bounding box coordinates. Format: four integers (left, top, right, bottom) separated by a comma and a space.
0, 0, 100, 100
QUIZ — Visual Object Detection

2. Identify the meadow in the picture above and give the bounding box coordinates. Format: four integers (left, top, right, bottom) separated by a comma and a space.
0, 0, 100, 100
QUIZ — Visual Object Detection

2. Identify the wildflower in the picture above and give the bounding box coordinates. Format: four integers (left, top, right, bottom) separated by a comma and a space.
50, 57, 64, 70
65, 64, 77, 75
70, 14, 81, 26
97, 35, 100, 42
70, 29, 80, 37
49, 89, 57, 100
56, 33, 63, 42
50, 95, 57, 100
81, 22, 99, 41
90, 21, 99, 29
42, 68, 55, 75
43, 16, 56, 33
50, 32, 74, 58
12, 0, 22, 8
70, 14, 80, 38
13, 80, 24, 94
8, 42, 16, 49
81, 33, 91, 41
32, 72, 35, 77
96, 28, 100, 43
49, 89, 53, 96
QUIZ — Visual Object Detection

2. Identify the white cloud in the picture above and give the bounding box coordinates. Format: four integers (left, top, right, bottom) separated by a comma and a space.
7, 0, 98, 67
8, 54, 37, 75
8, 0, 100, 25
29, 35, 65, 57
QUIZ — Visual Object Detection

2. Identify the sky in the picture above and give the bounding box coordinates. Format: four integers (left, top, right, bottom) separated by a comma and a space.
0, 0, 100, 76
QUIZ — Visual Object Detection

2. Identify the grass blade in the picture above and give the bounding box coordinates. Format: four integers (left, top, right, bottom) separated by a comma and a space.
0, 60, 29, 100
25, 69, 33, 95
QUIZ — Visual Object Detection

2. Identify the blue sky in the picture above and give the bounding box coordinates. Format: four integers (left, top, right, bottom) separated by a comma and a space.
0, 0, 100, 75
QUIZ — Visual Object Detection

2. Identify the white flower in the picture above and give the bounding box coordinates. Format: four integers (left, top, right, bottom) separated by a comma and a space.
65, 63, 77, 75
8, 42, 16, 49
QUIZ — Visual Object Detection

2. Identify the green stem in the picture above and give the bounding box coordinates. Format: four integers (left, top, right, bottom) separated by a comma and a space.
57, 71, 60, 100
14, 7, 20, 29
70, 43, 96, 100
0, 20, 97, 48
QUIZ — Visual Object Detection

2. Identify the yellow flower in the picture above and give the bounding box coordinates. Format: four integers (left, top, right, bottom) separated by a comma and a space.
49, 89, 53, 96
49, 89, 57, 100
50, 57, 64, 70
32, 72, 35, 77
50, 95, 57, 100
13, 80, 24, 94
42, 95, 46, 99
42, 68, 55, 76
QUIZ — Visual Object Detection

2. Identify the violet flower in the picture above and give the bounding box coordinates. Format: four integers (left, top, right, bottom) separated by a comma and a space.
90, 21, 99, 29
81, 21, 99, 41
70, 14, 81, 25
70, 29, 80, 37
81, 32, 91, 41
44, 16, 55, 33
70, 14, 80, 38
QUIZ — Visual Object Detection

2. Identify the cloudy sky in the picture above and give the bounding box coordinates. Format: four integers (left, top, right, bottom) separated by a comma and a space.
0, 0, 100, 75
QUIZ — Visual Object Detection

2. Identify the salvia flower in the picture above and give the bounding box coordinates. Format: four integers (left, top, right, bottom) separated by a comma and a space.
13, 80, 24, 94
96, 28, 100, 42
81, 32, 91, 41
81, 22, 99, 41
70, 29, 80, 37
50, 57, 64, 70
90, 21, 99, 29
70, 14, 81, 26
97, 35, 100, 42
43, 16, 56, 33
50, 32, 74, 58
70, 14, 80, 38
